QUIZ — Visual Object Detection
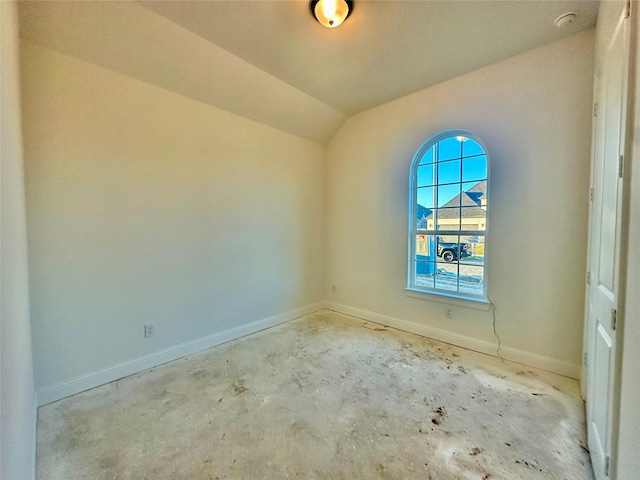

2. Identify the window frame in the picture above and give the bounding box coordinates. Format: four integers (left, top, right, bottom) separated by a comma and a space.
406, 130, 490, 306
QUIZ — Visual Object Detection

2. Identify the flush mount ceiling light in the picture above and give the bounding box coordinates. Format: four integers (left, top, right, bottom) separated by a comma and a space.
311, 0, 353, 28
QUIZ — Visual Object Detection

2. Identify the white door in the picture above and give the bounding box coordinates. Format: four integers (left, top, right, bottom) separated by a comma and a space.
585, 2, 631, 479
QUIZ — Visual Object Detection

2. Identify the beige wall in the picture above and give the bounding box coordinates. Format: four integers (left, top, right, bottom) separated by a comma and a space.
0, 2, 37, 478
325, 30, 595, 375
21, 43, 326, 397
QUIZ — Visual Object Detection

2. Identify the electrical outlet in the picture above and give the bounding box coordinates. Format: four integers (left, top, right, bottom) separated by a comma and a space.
144, 324, 155, 338
445, 308, 453, 319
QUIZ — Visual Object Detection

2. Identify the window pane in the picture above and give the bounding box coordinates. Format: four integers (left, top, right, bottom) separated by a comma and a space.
415, 235, 436, 259
436, 234, 470, 263
437, 184, 460, 207
459, 265, 484, 295
462, 155, 487, 182
419, 146, 436, 165
415, 235, 436, 289
435, 262, 459, 292
462, 181, 486, 211
460, 235, 485, 265
460, 207, 486, 230
416, 208, 427, 229
435, 207, 461, 230
417, 186, 435, 210
438, 137, 462, 161
463, 139, 484, 157
417, 165, 435, 186
438, 159, 461, 184
415, 261, 435, 289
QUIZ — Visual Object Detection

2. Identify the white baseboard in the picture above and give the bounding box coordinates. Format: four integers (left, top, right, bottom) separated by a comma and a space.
325, 302, 581, 379
37, 303, 325, 406
37, 300, 580, 406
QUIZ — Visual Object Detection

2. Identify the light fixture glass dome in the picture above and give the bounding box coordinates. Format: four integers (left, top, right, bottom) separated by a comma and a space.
312, 0, 351, 28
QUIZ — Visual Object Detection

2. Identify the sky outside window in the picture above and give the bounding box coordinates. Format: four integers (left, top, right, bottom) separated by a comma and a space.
417, 136, 486, 208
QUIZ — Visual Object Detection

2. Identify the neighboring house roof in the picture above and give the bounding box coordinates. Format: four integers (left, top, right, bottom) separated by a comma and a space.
416, 204, 432, 220
466, 180, 487, 203
426, 180, 486, 219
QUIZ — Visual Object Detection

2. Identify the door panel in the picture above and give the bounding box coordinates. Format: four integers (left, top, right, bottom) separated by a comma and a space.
598, 14, 624, 292
591, 321, 612, 470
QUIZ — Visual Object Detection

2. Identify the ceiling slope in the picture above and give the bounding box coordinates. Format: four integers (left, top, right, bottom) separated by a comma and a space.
18, 1, 346, 144
142, 0, 599, 115
18, 1, 598, 144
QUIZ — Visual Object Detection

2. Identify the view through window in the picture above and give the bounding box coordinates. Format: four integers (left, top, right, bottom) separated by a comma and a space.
408, 132, 488, 300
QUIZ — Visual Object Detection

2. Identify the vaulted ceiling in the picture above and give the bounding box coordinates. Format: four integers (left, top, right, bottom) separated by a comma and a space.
19, 1, 598, 144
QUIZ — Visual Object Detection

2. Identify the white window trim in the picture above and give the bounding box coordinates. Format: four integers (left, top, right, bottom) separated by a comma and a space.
407, 129, 490, 304
404, 288, 491, 311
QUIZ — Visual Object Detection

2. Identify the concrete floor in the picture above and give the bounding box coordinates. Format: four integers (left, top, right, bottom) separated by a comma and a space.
37, 310, 594, 480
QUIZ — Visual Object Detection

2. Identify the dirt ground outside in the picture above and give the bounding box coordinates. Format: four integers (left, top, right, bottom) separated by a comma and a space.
416, 259, 484, 295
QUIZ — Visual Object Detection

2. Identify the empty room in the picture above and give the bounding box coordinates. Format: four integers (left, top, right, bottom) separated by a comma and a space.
1, 1, 639, 479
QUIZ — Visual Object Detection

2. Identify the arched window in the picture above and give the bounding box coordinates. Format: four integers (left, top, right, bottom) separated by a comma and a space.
407, 131, 489, 302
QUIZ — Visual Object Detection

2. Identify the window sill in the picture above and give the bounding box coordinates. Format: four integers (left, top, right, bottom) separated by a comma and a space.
404, 288, 492, 311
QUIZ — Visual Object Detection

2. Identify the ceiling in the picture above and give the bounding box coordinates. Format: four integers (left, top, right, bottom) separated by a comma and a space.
19, 1, 598, 144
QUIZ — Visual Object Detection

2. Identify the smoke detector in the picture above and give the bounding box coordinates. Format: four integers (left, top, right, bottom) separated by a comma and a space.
555, 12, 577, 28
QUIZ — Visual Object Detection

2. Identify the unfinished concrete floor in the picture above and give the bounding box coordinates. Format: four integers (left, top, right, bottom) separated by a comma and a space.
37, 311, 594, 480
